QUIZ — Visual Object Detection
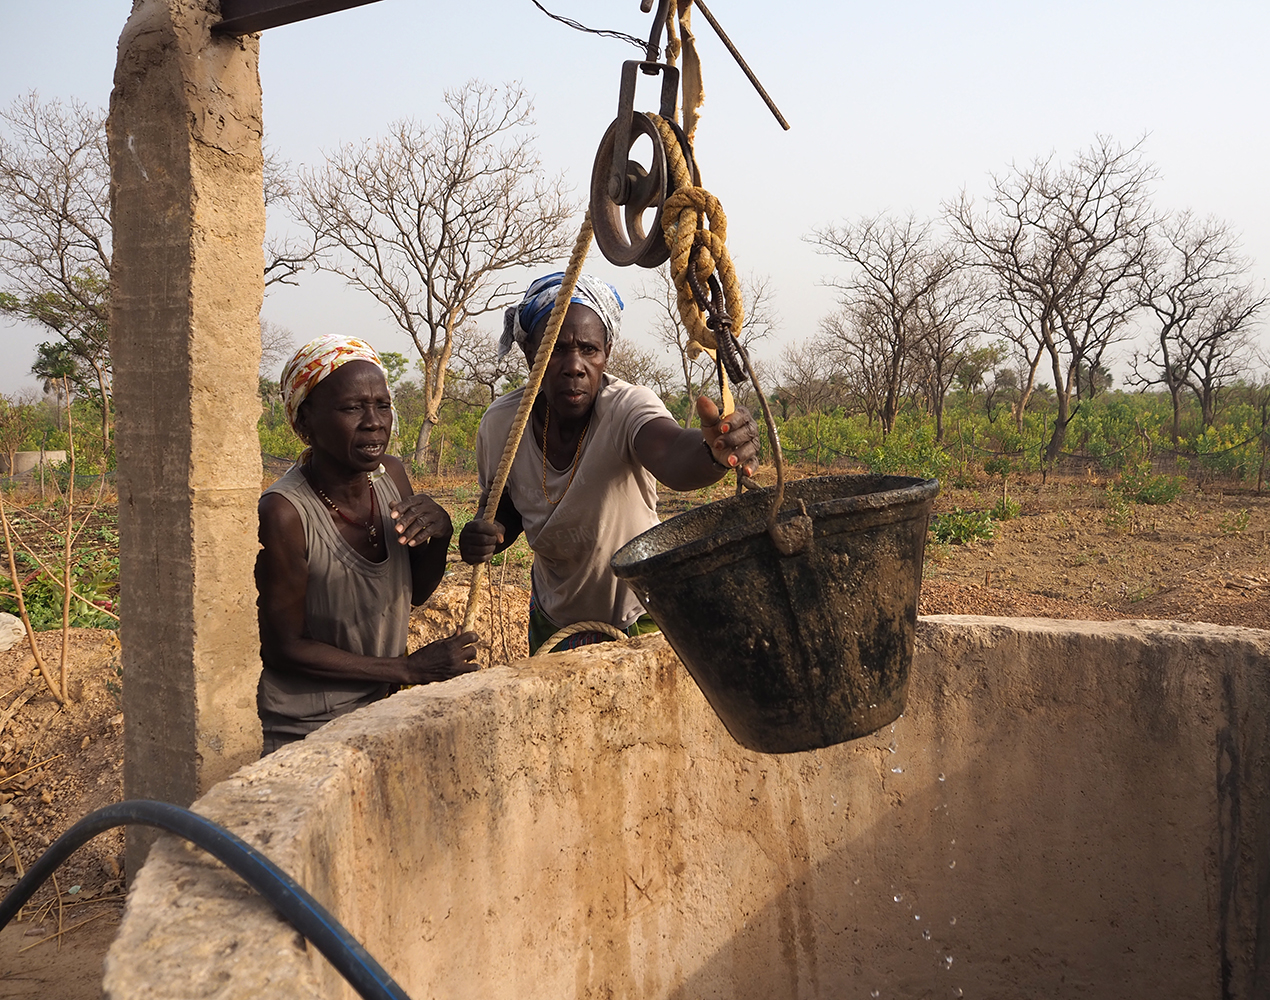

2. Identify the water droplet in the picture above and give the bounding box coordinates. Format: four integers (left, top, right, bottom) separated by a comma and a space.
887, 742, 897, 754
871, 991, 880, 998
948, 860, 956, 869
949, 917, 957, 925
944, 955, 954, 968
938, 772, 946, 782
914, 914, 921, 921
853, 877, 861, 885
892, 767, 904, 774
950, 839, 956, 846
954, 990, 963, 998
922, 929, 931, 941
894, 894, 903, 903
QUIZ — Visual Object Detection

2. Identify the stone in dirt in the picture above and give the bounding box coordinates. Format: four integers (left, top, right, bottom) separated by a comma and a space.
0, 614, 24, 653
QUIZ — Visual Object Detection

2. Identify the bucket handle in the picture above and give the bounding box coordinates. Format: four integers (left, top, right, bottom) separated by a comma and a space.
728, 338, 812, 556
769, 498, 813, 556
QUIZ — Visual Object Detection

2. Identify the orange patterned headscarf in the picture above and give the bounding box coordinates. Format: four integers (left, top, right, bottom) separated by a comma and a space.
280, 335, 391, 433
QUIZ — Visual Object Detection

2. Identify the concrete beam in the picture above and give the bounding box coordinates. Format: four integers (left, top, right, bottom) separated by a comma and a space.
214, 0, 385, 35
108, 0, 265, 875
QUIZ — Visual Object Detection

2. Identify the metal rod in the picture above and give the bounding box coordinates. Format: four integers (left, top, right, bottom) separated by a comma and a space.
644, 0, 672, 63
691, 0, 790, 130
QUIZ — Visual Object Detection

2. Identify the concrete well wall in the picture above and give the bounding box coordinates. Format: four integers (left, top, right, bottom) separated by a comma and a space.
103, 617, 1270, 999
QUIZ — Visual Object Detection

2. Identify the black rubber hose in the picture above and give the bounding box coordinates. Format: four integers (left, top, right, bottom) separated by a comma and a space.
0, 799, 411, 1000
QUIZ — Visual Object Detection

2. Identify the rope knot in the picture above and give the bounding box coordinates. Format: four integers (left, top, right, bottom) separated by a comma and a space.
648, 113, 743, 355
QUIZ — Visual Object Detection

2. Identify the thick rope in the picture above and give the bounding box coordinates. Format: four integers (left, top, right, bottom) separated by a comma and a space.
533, 620, 626, 657
650, 110, 792, 536
647, 114, 744, 362
461, 213, 595, 637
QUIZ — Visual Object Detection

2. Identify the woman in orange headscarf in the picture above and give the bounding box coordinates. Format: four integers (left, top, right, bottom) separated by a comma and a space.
255, 335, 478, 754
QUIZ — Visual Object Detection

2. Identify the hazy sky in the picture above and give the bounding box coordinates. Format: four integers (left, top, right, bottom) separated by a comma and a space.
2, 0, 1267, 394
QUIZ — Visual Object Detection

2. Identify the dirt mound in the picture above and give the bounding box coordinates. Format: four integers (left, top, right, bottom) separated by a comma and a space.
409, 569, 531, 665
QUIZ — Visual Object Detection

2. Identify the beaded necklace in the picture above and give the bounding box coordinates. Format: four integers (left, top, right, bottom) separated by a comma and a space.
541, 407, 588, 505
307, 469, 378, 541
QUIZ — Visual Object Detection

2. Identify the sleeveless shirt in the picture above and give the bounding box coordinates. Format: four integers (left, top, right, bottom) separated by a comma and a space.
257, 463, 411, 735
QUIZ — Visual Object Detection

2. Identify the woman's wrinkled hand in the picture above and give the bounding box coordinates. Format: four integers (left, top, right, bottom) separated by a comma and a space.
389, 492, 453, 547
404, 631, 480, 683
459, 518, 504, 565
697, 396, 760, 478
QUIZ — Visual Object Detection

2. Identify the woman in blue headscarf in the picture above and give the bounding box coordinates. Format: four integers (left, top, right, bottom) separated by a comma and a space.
460, 271, 760, 653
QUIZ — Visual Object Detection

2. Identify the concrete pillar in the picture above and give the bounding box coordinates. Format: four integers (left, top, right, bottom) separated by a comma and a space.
107, 0, 265, 874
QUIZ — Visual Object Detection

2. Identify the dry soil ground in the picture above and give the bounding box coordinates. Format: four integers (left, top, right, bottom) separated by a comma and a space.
920, 477, 1270, 630
1, 472, 1267, 998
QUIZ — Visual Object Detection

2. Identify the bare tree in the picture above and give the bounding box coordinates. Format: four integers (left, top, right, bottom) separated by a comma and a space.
776, 338, 840, 417
607, 341, 675, 398
738, 272, 780, 349
446, 323, 523, 407
772, 339, 843, 471
257, 319, 295, 422
910, 267, 985, 440
262, 147, 314, 288
259, 319, 295, 379
949, 137, 1156, 461
809, 213, 958, 436
292, 80, 575, 462
729, 272, 780, 413
978, 297, 1048, 431
641, 265, 711, 424
1131, 211, 1268, 439
0, 93, 112, 454
817, 304, 889, 427
1, 96, 304, 459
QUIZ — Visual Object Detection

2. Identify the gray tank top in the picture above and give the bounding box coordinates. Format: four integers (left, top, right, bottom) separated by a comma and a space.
257, 463, 411, 734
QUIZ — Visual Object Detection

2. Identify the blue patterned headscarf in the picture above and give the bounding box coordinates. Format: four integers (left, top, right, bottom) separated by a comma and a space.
498, 272, 624, 358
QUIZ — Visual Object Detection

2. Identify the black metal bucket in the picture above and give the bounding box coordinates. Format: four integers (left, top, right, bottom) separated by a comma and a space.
611, 475, 939, 754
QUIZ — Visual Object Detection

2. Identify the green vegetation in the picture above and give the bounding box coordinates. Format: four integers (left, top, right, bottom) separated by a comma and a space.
8, 350, 1268, 512
0, 505, 119, 631
1220, 508, 1252, 535
1118, 461, 1187, 506
1103, 486, 1135, 532
930, 508, 995, 545
990, 496, 1022, 521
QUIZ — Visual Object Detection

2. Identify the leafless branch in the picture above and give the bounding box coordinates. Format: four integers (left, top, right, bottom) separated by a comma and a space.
291, 80, 578, 462
1130, 210, 1267, 438
948, 136, 1157, 460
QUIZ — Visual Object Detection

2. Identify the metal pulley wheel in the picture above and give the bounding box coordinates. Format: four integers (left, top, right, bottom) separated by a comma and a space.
590, 112, 700, 269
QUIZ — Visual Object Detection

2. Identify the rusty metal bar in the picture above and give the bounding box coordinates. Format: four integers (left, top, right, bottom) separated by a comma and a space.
691, 0, 790, 130
643, 0, 671, 64
214, 0, 385, 34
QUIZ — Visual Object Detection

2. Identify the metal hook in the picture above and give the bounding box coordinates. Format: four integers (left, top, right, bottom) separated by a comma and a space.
643, 0, 672, 63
